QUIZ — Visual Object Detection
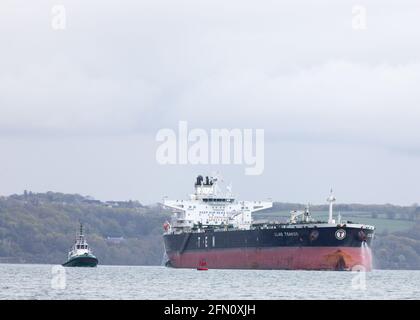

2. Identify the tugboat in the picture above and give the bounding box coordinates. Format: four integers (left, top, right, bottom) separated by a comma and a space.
62, 223, 98, 267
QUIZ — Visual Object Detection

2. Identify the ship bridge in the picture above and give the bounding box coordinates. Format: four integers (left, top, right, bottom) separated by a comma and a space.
163, 175, 272, 231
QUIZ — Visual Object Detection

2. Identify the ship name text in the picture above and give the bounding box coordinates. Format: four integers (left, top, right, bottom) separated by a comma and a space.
274, 231, 299, 237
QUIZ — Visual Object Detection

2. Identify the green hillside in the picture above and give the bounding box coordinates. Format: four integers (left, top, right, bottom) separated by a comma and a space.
0, 192, 170, 265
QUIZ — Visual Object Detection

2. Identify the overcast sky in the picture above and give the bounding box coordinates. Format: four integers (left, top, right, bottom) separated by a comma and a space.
0, 0, 419, 205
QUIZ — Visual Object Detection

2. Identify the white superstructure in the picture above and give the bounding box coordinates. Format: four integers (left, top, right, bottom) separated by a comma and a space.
67, 223, 94, 259
163, 175, 272, 232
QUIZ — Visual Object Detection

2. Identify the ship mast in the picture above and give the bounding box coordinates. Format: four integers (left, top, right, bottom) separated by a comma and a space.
327, 189, 336, 224
78, 222, 84, 241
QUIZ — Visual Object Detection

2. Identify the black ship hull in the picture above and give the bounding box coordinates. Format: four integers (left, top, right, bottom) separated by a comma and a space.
163, 225, 374, 271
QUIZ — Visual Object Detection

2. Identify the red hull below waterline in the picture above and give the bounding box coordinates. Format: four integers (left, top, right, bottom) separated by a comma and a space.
168, 246, 373, 271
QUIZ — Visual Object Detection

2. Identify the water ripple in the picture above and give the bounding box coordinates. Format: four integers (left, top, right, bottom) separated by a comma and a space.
0, 264, 419, 300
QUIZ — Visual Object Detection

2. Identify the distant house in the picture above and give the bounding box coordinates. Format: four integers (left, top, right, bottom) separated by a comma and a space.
105, 201, 129, 208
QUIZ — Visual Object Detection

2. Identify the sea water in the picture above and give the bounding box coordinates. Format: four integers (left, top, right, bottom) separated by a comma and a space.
0, 264, 419, 300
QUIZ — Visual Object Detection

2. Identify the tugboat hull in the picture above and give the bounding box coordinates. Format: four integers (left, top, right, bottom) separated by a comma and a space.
62, 255, 98, 267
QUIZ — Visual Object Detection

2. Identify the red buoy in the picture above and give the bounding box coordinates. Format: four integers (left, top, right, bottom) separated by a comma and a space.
197, 259, 208, 271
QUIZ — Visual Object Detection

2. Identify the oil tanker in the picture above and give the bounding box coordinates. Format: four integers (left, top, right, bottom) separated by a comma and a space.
163, 175, 374, 271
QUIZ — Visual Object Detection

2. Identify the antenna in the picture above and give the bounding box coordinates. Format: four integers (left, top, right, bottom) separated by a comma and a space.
211, 171, 224, 183
209, 171, 223, 196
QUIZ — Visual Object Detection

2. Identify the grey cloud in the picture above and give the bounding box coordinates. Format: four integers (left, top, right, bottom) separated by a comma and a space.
0, 0, 419, 203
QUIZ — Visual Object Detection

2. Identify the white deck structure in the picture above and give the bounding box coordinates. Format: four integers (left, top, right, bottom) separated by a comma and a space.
163, 175, 272, 232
